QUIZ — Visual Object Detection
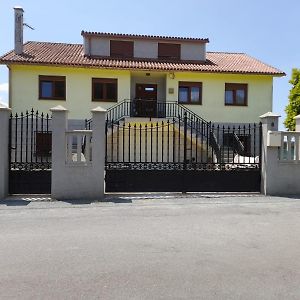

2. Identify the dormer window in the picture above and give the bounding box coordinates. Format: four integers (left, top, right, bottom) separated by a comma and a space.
158, 43, 181, 60
110, 40, 133, 58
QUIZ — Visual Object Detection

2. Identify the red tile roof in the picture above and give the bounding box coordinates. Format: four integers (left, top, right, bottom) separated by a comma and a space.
0, 41, 285, 76
81, 31, 209, 43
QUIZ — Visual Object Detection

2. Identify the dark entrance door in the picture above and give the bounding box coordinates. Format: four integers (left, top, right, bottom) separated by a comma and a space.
134, 84, 157, 117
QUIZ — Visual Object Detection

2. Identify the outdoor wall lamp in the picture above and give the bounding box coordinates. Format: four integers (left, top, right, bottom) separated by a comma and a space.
169, 72, 175, 79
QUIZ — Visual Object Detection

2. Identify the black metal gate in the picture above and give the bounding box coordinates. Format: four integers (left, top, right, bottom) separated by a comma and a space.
104, 110, 262, 192
9, 110, 52, 194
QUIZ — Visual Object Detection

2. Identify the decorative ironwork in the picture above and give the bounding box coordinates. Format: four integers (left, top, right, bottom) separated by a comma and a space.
9, 110, 52, 194
104, 108, 262, 192
105, 116, 261, 167
106, 162, 260, 171
9, 109, 52, 171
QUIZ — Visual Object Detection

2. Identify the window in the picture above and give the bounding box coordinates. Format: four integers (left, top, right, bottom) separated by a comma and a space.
225, 83, 247, 106
35, 132, 52, 156
39, 76, 66, 100
110, 40, 134, 58
158, 43, 181, 60
178, 82, 202, 104
92, 78, 118, 102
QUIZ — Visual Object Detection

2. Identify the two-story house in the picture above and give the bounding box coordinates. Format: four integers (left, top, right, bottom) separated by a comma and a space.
0, 7, 285, 125
0, 7, 286, 194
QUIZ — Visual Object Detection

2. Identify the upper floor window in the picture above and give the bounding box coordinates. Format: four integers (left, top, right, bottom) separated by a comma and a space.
158, 43, 181, 60
39, 75, 66, 100
110, 40, 134, 58
92, 78, 118, 102
225, 83, 248, 106
178, 82, 202, 104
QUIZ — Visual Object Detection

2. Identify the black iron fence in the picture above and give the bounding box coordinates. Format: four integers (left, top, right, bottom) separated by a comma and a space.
105, 113, 262, 171
9, 110, 52, 194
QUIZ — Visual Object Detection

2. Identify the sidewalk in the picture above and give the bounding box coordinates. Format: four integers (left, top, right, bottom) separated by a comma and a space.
1, 193, 299, 210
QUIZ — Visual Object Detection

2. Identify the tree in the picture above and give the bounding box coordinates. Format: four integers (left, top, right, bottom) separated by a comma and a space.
284, 68, 300, 131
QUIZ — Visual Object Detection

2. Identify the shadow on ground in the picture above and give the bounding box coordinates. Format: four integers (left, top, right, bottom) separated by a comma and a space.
0, 200, 31, 206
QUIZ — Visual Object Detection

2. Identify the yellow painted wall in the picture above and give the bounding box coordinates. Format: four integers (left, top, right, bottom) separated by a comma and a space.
10, 65, 131, 119
10, 65, 273, 122
166, 72, 273, 123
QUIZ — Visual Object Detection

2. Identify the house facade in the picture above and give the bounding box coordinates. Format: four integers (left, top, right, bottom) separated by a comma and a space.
0, 8, 284, 125
0, 7, 288, 195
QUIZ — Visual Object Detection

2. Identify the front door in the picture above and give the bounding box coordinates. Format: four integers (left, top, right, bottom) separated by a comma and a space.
135, 84, 157, 117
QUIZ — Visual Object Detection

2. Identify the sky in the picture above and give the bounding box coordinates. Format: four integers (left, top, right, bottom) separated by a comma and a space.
0, 0, 299, 128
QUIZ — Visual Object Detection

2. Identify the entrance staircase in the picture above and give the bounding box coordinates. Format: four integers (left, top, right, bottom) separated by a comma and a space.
85, 99, 246, 163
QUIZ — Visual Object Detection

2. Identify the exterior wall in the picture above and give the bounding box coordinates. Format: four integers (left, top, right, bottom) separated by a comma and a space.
83, 36, 206, 60
166, 72, 273, 123
10, 65, 273, 123
10, 65, 131, 119
90, 37, 110, 57
0, 106, 11, 199
134, 40, 158, 59
181, 43, 206, 61
51, 106, 106, 200
261, 114, 300, 195
130, 73, 166, 101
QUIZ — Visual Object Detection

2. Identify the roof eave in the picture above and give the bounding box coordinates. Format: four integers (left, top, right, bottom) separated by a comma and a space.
81, 30, 209, 43
0, 60, 285, 76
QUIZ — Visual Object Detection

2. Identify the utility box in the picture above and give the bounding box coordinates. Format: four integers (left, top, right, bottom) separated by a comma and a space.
267, 131, 281, 147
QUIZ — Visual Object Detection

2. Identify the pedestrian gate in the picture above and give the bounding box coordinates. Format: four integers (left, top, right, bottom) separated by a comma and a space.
8, 110, 52, 194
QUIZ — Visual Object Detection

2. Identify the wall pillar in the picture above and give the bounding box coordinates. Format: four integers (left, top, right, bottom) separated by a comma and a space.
260, 112, 280, 195
91, 106, 107, 198
0, 104, 11, 199
295, 115, 300, 131
50, 105, 68, 199
51, 105, 107, 200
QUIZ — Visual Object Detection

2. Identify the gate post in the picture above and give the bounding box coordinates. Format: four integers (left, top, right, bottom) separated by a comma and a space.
260, 112, 280, 195
50, 105, 68, 199
91, 106, 107, 197
295, 115, 300, 131
0, 104, 11, 199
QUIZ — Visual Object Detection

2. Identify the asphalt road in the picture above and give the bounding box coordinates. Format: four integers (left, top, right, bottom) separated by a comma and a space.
0, 194, 300, 299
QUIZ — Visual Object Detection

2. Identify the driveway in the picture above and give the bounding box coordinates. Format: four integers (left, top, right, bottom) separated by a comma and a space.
0, 194, 300, 299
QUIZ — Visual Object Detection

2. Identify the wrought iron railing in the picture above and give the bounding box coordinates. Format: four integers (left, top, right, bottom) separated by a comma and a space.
105, 115, 262, 170
9, 110, 52, 170
85, 99, 209, 129
85, 99, 260, 166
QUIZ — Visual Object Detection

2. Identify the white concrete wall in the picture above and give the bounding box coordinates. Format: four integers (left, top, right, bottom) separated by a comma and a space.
90, 37, 110, 57
0, 105, 11, 199
51, 106, 106, 200
181, 42, 206, 61
134, 40, 158, 59
83, 36, 206, 61
261, 114, 300, 195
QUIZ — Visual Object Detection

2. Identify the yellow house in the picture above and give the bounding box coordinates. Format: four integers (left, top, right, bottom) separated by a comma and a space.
0, 7, 287, 194
0, 8, 285, 125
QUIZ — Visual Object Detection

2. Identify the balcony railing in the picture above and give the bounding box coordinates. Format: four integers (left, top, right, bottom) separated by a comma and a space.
86, 99, 209, 129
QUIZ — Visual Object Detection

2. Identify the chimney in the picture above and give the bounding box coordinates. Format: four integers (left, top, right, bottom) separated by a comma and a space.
14, 6, 24, 55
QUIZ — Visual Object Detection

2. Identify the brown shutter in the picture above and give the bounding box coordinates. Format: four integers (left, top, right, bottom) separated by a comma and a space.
158, 43, 181, 60
110, 40, 134, 58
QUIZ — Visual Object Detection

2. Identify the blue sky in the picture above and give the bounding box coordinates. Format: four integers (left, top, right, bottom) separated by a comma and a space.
0, 0, 299, 128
